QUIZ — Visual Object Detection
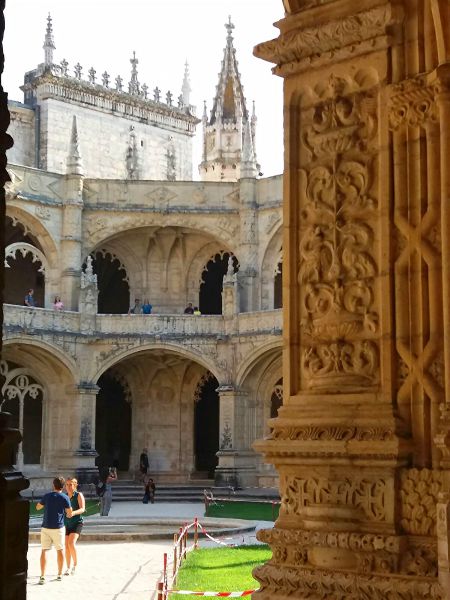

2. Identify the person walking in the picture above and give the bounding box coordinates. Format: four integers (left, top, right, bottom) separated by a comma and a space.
139, 447, 149, 480
35, 476, 72, 584
100, 467, 118, 516
64, 478, 85, 576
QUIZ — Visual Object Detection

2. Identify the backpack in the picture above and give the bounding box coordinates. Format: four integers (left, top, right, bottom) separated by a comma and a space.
96, 481, 106, 497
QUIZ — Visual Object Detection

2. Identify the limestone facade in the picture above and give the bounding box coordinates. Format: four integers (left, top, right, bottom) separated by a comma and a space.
3, 17, 283, 489
253, 0, 450, 598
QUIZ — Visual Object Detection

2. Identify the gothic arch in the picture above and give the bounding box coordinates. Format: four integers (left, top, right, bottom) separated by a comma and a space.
261, 225, 282, 310
2, 337, 79, 382
6, 204, 58, 266
92, 342, 222, 385
186, 240, 236, 304
236, 339, 283, 388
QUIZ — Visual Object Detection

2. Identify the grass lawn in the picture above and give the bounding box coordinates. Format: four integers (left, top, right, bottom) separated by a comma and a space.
29, 499, 100, 518
168, 545, 271, 598
205, 500, 280, 521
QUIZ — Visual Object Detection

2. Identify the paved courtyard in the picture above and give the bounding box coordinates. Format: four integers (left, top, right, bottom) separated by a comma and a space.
27, 502, 270, 598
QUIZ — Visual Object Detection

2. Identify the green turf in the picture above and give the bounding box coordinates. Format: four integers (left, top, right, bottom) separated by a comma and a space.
29, 499, 100, 517
168, 545, 271, 598
205, 500, 280, 521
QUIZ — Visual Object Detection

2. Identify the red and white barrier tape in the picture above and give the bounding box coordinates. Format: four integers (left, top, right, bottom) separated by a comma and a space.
165, 590, 256, 596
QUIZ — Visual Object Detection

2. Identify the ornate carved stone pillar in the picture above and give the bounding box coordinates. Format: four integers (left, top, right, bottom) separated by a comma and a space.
253, 1, 450, 598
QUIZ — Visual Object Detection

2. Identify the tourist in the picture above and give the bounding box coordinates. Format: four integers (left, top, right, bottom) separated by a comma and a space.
53, 296, 64, 311
142, 476, 156, 504
139, 447, 149, 480
100, 467, 118, 516
64, 478, 85, 576
142, 299, 153, 314
35, 476, 72, 584
193, 306, 201, 315
128, 298, 143, 314
184, 302, 194, 314
24, 288, 36, 307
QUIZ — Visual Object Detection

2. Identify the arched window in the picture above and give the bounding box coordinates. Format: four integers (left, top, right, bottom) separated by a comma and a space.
194, 372, 219, 477
0, 360, 43, 467
199, 252, 238, 315
4, 217, 46, 306
84, 250, 130, 314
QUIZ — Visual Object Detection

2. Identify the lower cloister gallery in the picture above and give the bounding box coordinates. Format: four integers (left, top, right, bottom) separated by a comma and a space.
3, 0, 450, 599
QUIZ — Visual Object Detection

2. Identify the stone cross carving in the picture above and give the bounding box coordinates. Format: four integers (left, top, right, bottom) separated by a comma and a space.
74, 63, 82, 80
60, 58, 69, 76
177, 94, 184, 108
153, 87, 161, 102
115, 75, 123, 92
225, 15, 234, 40
88, 67, 96, 84
102, 71, 110, 88
166, 91, 173, 106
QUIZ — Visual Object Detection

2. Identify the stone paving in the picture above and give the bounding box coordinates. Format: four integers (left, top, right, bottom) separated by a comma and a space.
27, 501, 272, 599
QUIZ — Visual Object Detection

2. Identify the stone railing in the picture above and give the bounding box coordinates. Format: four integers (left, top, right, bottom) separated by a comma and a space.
3, 304, 282, 339
237, 309, 282, 335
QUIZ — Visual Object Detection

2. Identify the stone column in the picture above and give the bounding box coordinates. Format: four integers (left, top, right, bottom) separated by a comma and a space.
74, 384, 99, 483
215, 387, 256, 487
60, 174, 83, 311
0, 6, 30, 595
253, 2, 450, 598
237, 176, 258, 312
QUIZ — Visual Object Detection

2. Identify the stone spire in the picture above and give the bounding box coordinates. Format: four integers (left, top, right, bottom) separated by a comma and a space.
181, 61, 191, 107
66, 116, 84, 176
128, 51, 140, 95
199, 17, 259, 182
43, 13, 55, 66
241, 119, 257, 178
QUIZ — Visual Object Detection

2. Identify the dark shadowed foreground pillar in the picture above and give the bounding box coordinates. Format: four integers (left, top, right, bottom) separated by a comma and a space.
253, 1, 450, 598
0, 2, 30, 598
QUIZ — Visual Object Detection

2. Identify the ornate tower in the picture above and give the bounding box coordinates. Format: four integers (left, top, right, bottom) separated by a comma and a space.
253, 1, 450, 599
199, 17, 259, 182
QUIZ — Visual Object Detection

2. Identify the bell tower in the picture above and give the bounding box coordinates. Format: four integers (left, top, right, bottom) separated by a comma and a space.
199, 17, 259, 182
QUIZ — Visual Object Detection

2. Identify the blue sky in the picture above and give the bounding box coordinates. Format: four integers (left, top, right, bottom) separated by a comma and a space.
4, 0, 284, 178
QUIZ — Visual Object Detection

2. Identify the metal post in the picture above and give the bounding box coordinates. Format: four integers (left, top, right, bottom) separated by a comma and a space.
194, 517, 199, 550
173, 533, 178, 580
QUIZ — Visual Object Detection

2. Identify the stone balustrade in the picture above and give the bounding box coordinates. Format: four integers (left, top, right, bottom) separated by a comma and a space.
3, 303, 282, 339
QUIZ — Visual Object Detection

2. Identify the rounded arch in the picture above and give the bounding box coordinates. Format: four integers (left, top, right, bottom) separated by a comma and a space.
261, 225, 282, 310
2, 337, 79, 383
6, 204, 58, 268
92, 342, 222, 385
236, 339, 283, 388
186, 240, 234, 303
5, 242, 48, 273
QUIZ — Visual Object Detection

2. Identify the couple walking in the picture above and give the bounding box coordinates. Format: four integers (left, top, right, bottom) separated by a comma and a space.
36, 476, 85, 584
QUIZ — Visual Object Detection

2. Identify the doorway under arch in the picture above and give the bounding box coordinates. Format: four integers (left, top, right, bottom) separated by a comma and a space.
194, 372, 219, 477
95, 372, 132, 472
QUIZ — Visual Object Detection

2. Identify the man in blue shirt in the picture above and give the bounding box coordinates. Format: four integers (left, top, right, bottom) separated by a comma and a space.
36, 476, 72, 584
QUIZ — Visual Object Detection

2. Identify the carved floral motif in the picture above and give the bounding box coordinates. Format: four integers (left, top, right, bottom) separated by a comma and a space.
400, 469, 444, 536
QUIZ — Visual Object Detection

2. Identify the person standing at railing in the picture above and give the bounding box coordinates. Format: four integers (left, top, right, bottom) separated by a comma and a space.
24, 288, 36, 307
184, 302, 194, 314
128, 298, 143, 314
193, 306, 201, 315
142, 299, 152, 314
53, 296, 64, 311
